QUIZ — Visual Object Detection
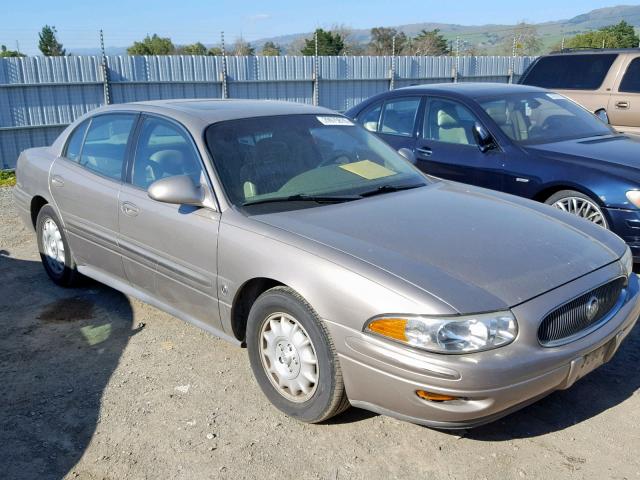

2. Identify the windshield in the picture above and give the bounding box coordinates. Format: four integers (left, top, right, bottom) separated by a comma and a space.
479, 92, 614, 145
205, 114, 428, 209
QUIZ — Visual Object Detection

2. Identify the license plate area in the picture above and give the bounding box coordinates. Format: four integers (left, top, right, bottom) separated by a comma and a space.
575, 341, 612, 381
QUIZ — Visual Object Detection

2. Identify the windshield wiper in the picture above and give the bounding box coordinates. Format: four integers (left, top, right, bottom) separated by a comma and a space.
242, 193, 361, 206
359, 183, 425, 198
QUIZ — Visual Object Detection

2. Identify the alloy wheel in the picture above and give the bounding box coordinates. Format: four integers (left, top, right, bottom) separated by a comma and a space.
551, 196, 608, 228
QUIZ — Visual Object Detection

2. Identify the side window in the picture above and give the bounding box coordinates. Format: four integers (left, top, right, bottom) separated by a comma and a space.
379, 97, 420, 137
131, 117, 203, 189
79, 114, 135, 180
619, 58, 640, 93
424, 99, 479, 146
64, 120, 89, 162
357, 102, 382, 132
521, 54, 617, 90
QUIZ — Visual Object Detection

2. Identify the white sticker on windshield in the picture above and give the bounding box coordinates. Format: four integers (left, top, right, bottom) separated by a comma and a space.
316, 116, 354, 126
546, 93, 566, 100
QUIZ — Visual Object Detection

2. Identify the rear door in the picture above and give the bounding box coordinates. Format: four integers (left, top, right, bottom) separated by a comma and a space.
414, 97, 505, 189
49, 113, 137, 280
119, 114, 223, 330
608, 55, 640, 133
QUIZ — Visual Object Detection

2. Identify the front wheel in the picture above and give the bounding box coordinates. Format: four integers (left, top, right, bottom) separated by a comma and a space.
36, 204, 79, 287
545, 190, 609, 229
246, 286, 350, 423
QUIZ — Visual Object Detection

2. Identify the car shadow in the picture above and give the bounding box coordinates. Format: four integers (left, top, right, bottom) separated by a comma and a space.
460, 319, 640, 441
0, 250, 141, 479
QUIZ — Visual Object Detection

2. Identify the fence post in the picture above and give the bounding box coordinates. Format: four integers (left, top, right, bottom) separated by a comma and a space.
220, 31, 229, 99
99, 30, 111, 105
312, 31, 319, 106
389, 35, 396, 90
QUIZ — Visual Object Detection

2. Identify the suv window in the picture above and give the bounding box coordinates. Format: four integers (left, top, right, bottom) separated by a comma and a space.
619, 57, 640, 93
521, 54, 618, 90
79, 114, 136, 180
424, 99, 478, 146
357, 101, 382, 132
379, 97, 420, 137
64, 120, 89, 162
131, 117, 203, 189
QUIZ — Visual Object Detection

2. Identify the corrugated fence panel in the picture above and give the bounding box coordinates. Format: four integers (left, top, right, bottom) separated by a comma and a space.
0, 55, 536, 168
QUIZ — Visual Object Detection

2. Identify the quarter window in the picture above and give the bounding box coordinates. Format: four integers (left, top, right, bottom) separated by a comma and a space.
131, 117, 203, 189
79, 114, 136, 180
64, 120, 89, 162
357, 102, 382, 132
379, 97, 420, 137
619, 58, 640, 93
424, 99, 479, 146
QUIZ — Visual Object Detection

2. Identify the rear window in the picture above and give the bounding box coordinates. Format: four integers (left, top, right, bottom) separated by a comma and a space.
619, 57, 640, 93
521, 54, 617, 90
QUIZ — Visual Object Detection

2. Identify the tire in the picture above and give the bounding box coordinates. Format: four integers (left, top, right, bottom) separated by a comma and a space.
545, 190, 609, 229
246, 286, 350, 423
36, 204, 79, 287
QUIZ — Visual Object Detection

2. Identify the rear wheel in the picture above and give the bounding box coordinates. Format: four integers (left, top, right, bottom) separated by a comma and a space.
36, 205, 79, 287
246, 286, 350, 423
545, 190, 608, 229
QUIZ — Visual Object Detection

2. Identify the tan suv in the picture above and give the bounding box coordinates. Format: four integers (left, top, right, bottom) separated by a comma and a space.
520, 49, 640, 134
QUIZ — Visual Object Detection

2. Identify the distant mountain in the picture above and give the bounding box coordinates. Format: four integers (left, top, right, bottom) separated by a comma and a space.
64, 4, 640, 56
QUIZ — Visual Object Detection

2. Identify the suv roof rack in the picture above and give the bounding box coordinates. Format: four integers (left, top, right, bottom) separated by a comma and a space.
550, 47, 640, 54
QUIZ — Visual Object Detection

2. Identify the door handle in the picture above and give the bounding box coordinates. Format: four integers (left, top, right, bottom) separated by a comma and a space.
616, 101, 630, 109
121, 202, 139, 217
416, 147, 432, 157
51, 175, 64, 187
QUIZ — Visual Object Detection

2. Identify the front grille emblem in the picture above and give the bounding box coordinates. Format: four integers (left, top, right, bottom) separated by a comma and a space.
586, 295, 600, 321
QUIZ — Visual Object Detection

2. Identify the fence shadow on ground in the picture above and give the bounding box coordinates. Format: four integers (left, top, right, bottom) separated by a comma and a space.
0, 250, 141, 479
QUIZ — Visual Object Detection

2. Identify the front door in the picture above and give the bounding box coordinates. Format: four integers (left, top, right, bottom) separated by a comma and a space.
608, 55, 640, 133
49, 113, 137, 280
118, 115, 222, 330
414, 97, 505, 190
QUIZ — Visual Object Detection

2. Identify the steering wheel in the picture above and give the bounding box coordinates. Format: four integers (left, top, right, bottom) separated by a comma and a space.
318, 150, 354, 168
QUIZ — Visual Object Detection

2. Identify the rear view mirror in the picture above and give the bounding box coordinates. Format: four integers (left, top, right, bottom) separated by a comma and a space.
473, 123, 496, 153
148, 175, 203, 206
398, 148, 417, 164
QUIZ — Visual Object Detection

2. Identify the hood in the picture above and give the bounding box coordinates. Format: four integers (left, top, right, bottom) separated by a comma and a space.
526, 134, 640, 176
253, 182, 623, 313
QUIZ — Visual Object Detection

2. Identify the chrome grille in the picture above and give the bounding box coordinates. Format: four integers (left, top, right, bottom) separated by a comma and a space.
538, 277, 626, 346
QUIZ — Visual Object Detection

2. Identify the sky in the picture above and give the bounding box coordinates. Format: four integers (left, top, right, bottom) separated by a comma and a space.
0, 0, 630, 55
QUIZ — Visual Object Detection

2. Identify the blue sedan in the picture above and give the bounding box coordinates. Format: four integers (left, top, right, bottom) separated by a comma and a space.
345, 83, 640, 261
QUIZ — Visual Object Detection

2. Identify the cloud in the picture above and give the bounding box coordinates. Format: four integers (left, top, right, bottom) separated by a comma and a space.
248, 13, 271, 21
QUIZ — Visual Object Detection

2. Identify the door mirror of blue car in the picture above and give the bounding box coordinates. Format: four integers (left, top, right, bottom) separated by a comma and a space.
397, 148, 417, 164
473, 123, 496, 153
595, 109, 610, 124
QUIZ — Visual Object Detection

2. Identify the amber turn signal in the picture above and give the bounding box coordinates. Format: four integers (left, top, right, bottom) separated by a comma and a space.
367, 318, 408, 341
416, 390, 458, 402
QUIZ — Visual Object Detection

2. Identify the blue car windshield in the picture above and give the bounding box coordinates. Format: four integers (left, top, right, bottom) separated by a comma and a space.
205, 114, 428, 209
480, 92, 614, 145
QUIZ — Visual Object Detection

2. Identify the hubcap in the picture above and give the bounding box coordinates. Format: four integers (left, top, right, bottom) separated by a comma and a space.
259, 312, 319, 403
552, 197, 608, 228
41, 218, 65, 275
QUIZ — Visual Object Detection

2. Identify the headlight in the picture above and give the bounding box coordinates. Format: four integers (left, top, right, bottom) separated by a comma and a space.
365, 311, 517, 354
621, 245, 633, 277
626, 190, 640, 209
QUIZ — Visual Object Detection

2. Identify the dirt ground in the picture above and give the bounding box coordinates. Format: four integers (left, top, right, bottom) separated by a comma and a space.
1, 185, 639, 480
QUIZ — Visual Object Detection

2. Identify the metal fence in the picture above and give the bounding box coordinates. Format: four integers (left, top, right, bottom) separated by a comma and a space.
0, 55, 536, 168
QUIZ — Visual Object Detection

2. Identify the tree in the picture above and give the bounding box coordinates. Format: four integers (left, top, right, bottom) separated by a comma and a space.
368, 27, 407, 55
301, 28, 345, 56
233, 37, 255, 56
331, 24, 363, 55
127, 34, 175, 55
502, 22, 542, 56
565, 20, 640, 50
0, 45, 25, 57
208, 47, 223, 56
38, 25, 66, 56
261, 41, 281, 56
178, 42, 207, 55
409, 29, 450, 56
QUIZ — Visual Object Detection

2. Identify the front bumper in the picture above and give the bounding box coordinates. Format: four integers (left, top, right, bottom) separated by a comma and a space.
328, 263, 640, 429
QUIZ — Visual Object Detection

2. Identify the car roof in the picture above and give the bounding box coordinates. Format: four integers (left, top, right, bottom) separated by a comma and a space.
95, 99, 336, 127
393, 82, 546, 99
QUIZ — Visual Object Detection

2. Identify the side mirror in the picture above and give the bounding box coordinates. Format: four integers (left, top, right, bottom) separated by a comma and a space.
595, 109, 610, 124
148, 175, 203, 206
472, 123, 496, 153
398, 148, 417, 164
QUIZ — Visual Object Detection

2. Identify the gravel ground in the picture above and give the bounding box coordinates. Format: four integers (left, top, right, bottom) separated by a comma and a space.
1, 185, 639, 480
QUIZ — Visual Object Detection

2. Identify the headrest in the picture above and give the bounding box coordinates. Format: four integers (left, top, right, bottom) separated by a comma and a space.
437, 109, 458, 128
150, 149, 184, 175
485, 106, 508, 125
